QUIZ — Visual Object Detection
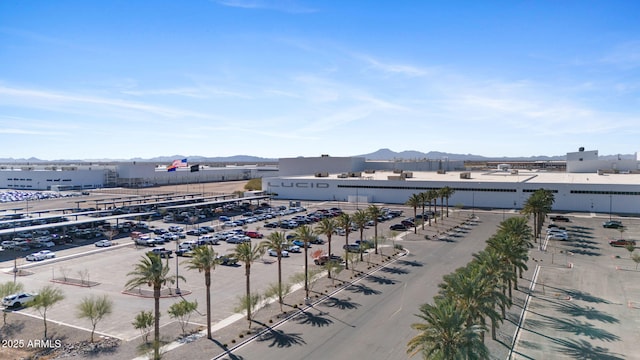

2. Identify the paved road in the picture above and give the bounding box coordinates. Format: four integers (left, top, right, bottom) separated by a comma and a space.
216, 212, 505, 360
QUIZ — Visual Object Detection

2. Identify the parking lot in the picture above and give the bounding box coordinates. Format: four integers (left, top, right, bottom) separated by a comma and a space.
0, 189, 409, 341
1, 184, 639, 359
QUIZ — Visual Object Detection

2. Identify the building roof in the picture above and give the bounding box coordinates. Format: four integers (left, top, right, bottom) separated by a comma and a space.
290, 169, 640, 186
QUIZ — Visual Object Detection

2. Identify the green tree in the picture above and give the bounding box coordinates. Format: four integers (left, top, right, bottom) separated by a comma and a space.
367, 205, 384, 254
471, 249, 513, 321
167, 300, 198, 336
440, 186, 455, 218
487, 233, 529, 297
407, 298, 488, 360
352, 209, 369, 261
33, 285, 65, 339
294, 225, 316, 300
314, 217, 338, 277
132, 310, 155, 344
632, 252, 640, 270
183, 245, 217, 339
418, 192, 428, 230
231, 242, 264, 327
125, 253, 182, 360
337, 213, 352, 270
406, 193, 422, 234
438, 266, 505, 343
427, 189, 439, 224
77, 294, 113, 342
261, 231, 288, 311
0, 281, 24, 326
244, 178, 262, 191
521, 189, 555, 243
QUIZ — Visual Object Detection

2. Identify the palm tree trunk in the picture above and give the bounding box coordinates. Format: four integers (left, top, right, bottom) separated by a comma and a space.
205, 271, 212, 339
304, 245, 309, 299
373, 222, 378, 254
327, 235, 332, 278
278, 256, 283, 311
245, 265, 252, 326
154, 286, 161, 360
344, 234, 349, 270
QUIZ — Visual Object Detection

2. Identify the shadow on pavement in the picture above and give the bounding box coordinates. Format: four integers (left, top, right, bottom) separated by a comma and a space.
378, 266, 409, 275
365, 274, 396, 285
320, 297, 360, 310
257, 328, 306, 348
293, 310, 333, 327
552, 338, 624, 360
346, 283, 381, 295
553, 302, 619, 323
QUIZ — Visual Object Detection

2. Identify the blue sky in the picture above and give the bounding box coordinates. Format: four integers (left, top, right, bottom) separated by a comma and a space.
1, 1, 639, 160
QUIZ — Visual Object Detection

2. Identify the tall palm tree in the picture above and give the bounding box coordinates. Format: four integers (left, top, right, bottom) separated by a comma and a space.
261, 231, 287, 310
407, 298, 488, 360
521, 189, 555, 243
438, 266, 505, 343
231, 242, 264, 325
184, 245, 217, 339
427, 189, 439, 224
367, 204, 384, 255
418, 192, 428, 230
294, 225, 315, 299
406, 193, 422, 234
352, 209, 369, 261
337, 213, 352, 270
314, 217, 338, 277
437, 188, 447, 220
440, 186, 455, 217
486, 233, 529, 296
471, 249, 513, 338
126, 253, 182, 360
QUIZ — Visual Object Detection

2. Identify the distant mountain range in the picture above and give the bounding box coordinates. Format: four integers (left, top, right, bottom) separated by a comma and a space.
0, 149, 634, 163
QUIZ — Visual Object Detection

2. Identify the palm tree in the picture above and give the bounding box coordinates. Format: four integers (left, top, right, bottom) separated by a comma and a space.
440, 186, 455, 217
314, 217, 338, 277
261, 231, 287, 310
521, 189, 555, 243
406, 193, 422, 234
126, 253, 182, 360
352, 209, 369, 261
367, 204, 384, 255
337, 213, 352, 270
407, 298, 488, 359
418, 192, 428, 230
427, 189, 439, 224
471, 249, 513, 337
294, 225, 315, 300
231, 241, 264, 326
183, 245, 218, 339
438, 266, 505, 343
437, 188, 447, 220
486, 233, 529, 297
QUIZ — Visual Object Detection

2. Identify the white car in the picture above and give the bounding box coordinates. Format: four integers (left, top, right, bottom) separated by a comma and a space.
546, 233, 568, 241
26, 250, 55, 261
286, 245, 302, 253
268, 248, 289, 257
95, 240, 112, 247
2, 292, 38, 308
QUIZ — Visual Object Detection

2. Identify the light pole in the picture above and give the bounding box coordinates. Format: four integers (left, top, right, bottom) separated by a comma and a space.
609, 194, 612, 220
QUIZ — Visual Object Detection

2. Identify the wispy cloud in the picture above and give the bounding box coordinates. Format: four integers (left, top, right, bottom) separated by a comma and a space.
601, 41, 640, 69
121, 86, 251, 99
215, 0, 318, 13
0, 85, 210, 120
356, 54, 435, 77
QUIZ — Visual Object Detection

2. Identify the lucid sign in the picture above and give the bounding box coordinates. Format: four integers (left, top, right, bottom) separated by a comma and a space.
267, 181, 330, 189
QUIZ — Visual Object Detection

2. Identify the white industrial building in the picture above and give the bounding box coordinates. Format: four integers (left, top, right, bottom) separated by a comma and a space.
0, 162, 277, 191
264, 148, 640, 215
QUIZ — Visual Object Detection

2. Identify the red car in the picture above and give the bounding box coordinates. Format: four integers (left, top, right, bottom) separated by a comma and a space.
609, 239, 636, 247
244, 231, 264, 239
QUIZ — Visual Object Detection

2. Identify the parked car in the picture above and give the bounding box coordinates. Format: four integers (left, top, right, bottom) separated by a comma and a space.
389, 224, 407, 231
343, 243, 361, 253
603, 220, 624, 229
94, 240, 112, 247
313, 254, 343, 266
292, 239, 311, 248
546, 233, 569, 241
148, 248, 172, 258
609, 239, 636, 247
286, 244, 302, 253
26, 250, 55, 261
216, 255, 238, 266
550, 215, 571, 222
2, 292, 38, 308
186, 229, 202, 236
268, 248, 289, 257
198, 235, 219, 245
227, 235, 251, 244
175, 248, 195, 257
244, 231, 264, 239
